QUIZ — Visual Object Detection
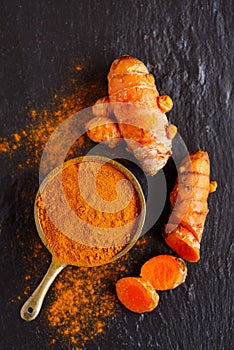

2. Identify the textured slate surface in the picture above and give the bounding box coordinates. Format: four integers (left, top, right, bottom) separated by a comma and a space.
0, 0, 233, 349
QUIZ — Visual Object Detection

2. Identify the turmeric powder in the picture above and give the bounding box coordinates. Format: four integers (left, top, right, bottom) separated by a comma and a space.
0, 68, 105, 173
38, 158, 143, 266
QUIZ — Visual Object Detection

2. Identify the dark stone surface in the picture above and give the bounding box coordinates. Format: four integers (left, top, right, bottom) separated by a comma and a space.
0, 0, 233, 349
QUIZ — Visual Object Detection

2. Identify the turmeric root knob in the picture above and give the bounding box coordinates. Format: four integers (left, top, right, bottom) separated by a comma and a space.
209, 181, 217, 193
92, 96, 111, 118
86, 116, 121, 148
166, 124, 177, 140
157, 95, 173, 113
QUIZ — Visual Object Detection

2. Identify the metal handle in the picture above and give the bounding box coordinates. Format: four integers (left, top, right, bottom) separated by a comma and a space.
20, 259, 66, 321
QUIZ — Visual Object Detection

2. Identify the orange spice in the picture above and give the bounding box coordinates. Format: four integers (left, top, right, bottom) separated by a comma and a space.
45, 236, 149, 348
0, 73, 106, 173
75, 64, 83, 71
46, 264, 121, 347
18, 224, 148, 348
38, 160, 142, 266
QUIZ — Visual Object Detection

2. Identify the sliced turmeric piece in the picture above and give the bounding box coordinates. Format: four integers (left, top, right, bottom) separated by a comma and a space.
116, 277, 159, 313
140, 255, 187, 290
164, 226, 201, 262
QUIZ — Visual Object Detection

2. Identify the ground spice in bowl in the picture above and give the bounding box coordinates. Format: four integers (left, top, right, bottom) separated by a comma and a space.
36, 156, 146, 267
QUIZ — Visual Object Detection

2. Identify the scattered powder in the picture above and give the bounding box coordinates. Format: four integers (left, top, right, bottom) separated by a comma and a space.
2, 63, 150, 348
46, 258, 128, 347
75, 64, 84, 72
0, 69, 105, 174
46, 234, 148, 347
18, 232, 148, 348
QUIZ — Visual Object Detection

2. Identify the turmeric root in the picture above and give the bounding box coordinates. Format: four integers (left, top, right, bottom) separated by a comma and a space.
86, 116, 121, 148
164, 226, 201, 262
164, 150, 217, 262
87, 55, 176, 176
116, 277, 159, 313
140, 255, 187, 290
91, 96, 111, 118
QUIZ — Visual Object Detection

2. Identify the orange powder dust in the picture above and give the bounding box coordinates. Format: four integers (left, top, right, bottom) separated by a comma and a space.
0, 69, 106, 175
45, 235, 149, 348
46, 263, 123, 347
18, 222, 149, 348
75, 64, 83, 71
38, 160, 142, 266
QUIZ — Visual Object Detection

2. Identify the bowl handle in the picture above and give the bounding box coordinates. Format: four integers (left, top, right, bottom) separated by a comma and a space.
20, 258, 66, 321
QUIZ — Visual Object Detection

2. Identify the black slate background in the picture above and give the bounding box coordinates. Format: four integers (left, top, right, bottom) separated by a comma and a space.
0, 1, 233, 349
